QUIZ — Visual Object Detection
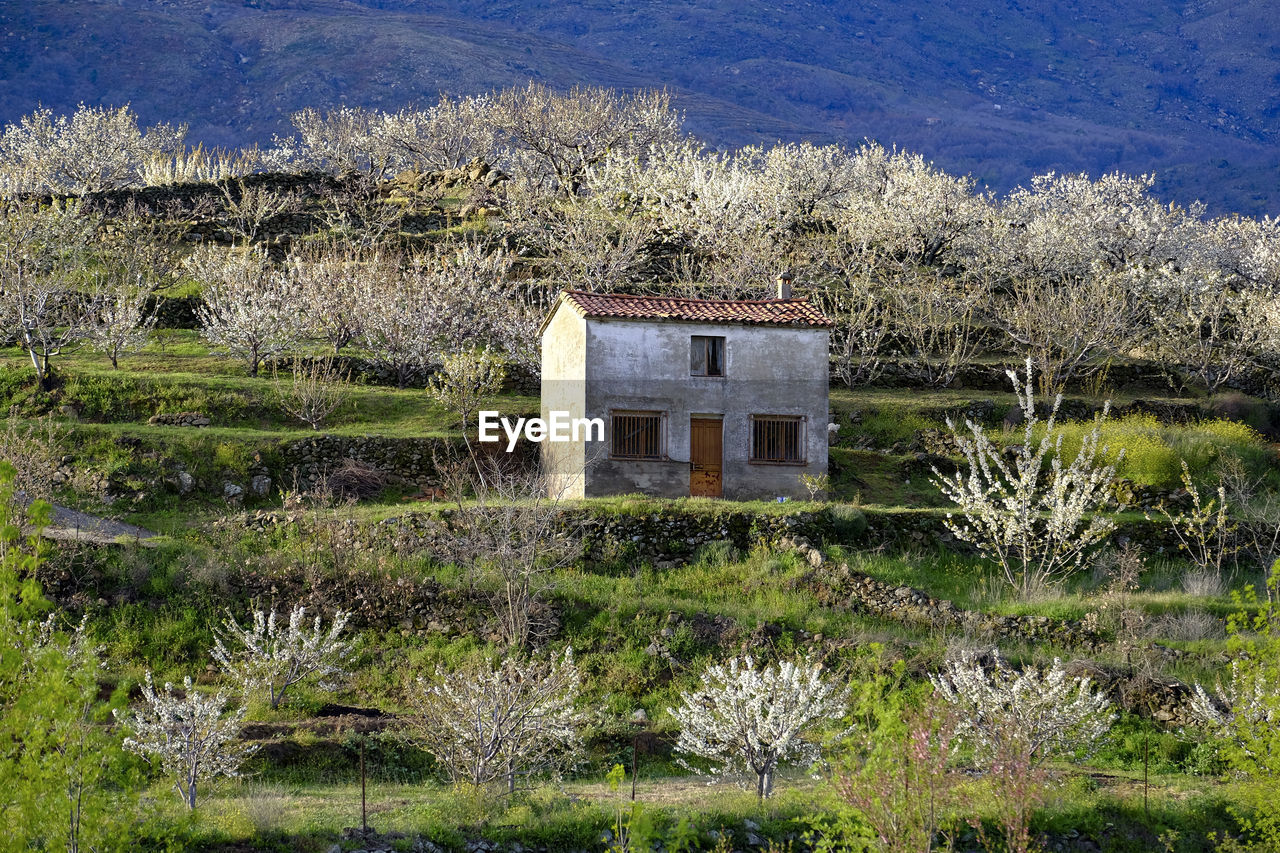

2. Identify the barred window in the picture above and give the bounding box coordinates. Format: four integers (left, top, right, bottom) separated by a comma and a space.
750, 415, 805, 464
611, 411, 664, 459
690, 335, 725, 377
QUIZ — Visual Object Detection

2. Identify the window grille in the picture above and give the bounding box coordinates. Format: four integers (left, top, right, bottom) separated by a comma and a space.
611, 411, 664, 459
750, 415, 804, 464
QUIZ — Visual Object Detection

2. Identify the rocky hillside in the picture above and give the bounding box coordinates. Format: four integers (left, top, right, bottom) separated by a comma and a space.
2, 0, 1279, 213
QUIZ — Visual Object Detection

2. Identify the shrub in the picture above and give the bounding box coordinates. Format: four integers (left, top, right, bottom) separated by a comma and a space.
1156, 608, 1224, 642
1046, 414, 1266, 488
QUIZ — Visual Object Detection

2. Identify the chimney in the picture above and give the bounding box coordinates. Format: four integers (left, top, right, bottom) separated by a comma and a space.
775, 270, 793, 300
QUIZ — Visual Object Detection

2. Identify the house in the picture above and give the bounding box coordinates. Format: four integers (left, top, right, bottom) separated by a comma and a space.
539, 280, 832, 499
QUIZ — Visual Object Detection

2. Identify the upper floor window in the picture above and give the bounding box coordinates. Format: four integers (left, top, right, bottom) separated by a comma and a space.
690, 335, 725, 377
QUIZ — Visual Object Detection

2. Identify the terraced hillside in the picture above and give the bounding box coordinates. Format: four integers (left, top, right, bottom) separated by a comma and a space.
4, 146, 1280, 850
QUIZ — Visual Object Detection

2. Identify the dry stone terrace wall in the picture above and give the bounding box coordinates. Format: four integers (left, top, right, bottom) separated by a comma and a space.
229, 503, 1191, 573
278, 435, 462, 489
231, 505, 1108, 650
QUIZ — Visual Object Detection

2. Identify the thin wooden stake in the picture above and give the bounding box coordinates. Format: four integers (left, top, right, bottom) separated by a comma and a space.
1143, 727, 1149, 821
631, 733, 638, 802
361, 738, 368, 834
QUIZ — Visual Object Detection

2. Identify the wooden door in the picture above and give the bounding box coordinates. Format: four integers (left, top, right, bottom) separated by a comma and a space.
690, 417, 723, 497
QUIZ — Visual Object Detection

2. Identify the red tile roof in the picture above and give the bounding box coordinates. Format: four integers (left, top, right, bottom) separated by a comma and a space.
557, 290, 834, 328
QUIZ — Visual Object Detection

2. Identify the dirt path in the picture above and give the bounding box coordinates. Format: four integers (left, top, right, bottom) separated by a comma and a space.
36, 502, 157, 545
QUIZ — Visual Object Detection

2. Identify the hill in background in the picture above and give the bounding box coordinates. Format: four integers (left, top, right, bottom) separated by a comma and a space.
2, 0, 1278, 214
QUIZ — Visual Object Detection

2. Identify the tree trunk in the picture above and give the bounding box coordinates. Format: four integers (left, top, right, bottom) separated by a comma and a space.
26, 343, 53, 392
756, 766, 774, 800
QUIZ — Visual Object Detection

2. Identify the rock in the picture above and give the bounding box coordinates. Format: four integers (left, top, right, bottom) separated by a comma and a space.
147, 411, 211, 427
176, 471, 195, 494
630, 708, 648, 724
223, 482, 244, 499
250, 474, 272, 496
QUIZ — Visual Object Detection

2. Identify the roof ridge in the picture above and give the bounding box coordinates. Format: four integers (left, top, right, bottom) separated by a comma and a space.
563, 289, 811, 305
554, 289, 834, 329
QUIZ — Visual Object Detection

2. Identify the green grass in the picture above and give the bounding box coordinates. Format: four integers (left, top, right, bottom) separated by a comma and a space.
0, 354, 534, 441
10, 330, 1280, 849
130, 761, 1258, 852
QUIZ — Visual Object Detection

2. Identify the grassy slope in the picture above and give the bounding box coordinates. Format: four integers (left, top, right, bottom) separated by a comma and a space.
6, 331, 1278, 849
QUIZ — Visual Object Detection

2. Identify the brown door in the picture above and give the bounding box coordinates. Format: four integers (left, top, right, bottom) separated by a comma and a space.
690, 417, 723, 497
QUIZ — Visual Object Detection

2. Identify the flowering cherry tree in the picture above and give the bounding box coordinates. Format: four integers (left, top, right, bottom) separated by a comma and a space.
0, 104, 186, 195
668, 655, 848, 799
930, 650, 1114, 853
78, 228, 171, 368
931, 359, 1120, 599
211, 606, 352, 710
117, 673, 255, 810
1188, 568, 1280, 779
1189, 660, 1279, 740
188, 246, 303, 376
930, 650, 1115, 768
413, 648, 584, 792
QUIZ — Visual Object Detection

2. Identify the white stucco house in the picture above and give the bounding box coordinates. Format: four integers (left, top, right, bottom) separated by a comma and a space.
539, 286, 832, 499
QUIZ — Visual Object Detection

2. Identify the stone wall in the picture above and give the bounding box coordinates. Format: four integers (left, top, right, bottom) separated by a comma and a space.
868, 358, 1280, 400
277, 435, 457, 489
229, 499, 1191, 572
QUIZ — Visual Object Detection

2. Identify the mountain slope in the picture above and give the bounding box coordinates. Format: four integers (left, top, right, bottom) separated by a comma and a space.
1, 0, 1277, 214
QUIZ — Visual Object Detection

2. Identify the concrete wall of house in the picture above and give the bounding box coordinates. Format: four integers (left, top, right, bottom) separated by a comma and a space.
539, 304, 589, 499
580, 318, 829, 500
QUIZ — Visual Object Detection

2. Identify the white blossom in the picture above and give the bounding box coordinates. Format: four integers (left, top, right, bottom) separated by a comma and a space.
930, 651, 1115, 768
188, 245, 304, 376
668, 655, 848, 799
493, 83, 682, 195
0, 199, 95, 390
931, 358, 1120, 598
211, 605, 352, 710
377, 95, 502, 172
117, 673, 255, 810
0, 104, 186, 195
412, 648, 584, 792
1188, 660, 1279, 740
78, 229, 171, 368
